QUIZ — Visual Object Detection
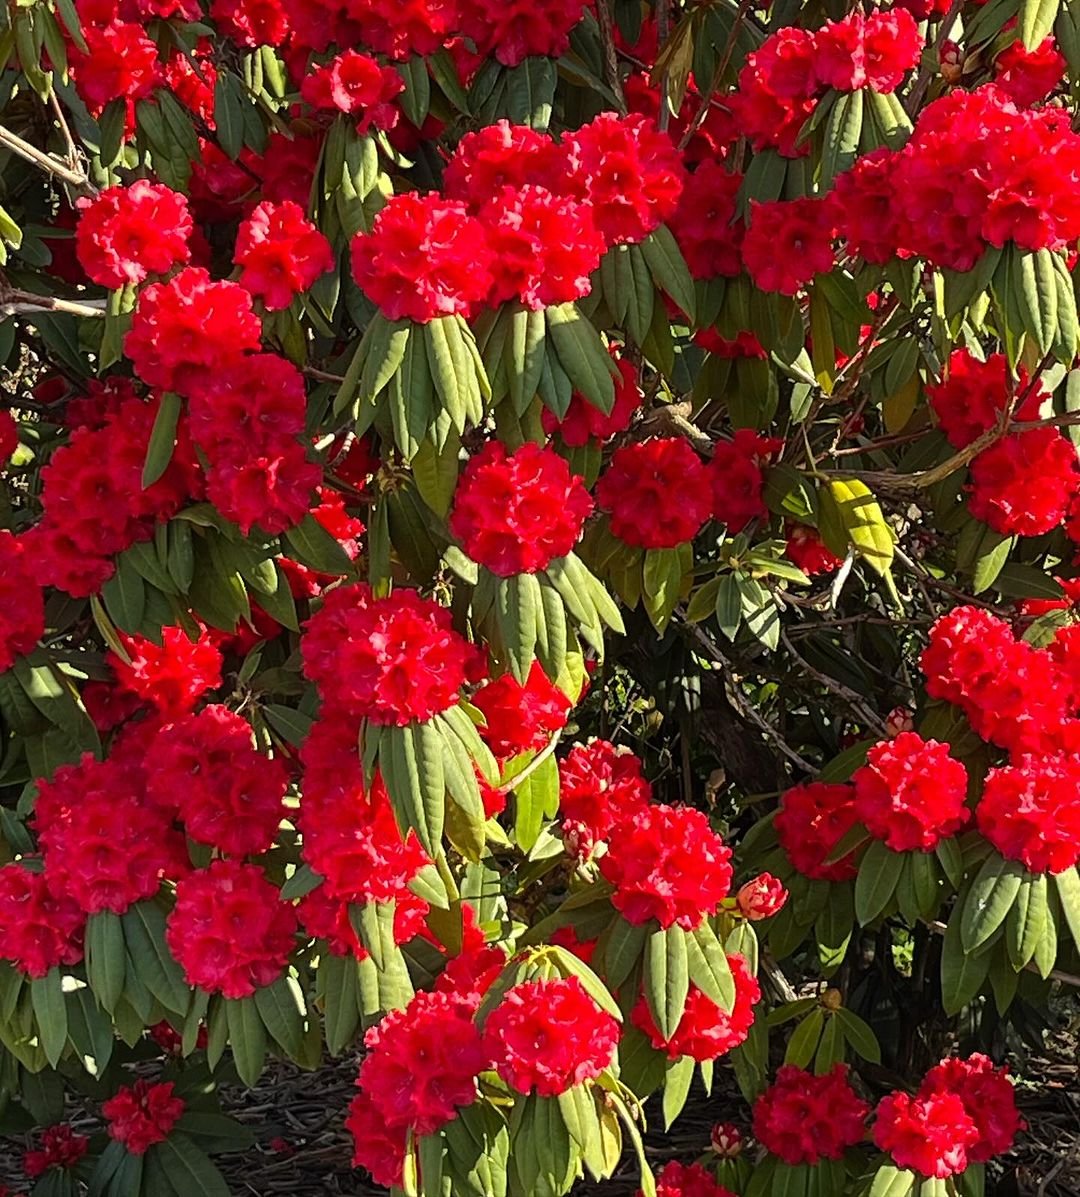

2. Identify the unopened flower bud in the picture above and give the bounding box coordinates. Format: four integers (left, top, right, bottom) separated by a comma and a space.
736, 873, 789, 920
711, 1122, 743, 1157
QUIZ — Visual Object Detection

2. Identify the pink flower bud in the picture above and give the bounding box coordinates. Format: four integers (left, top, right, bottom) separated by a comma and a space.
736, 873, 789, 920
885, 706, 916, 736
711, 1122, 743, 1157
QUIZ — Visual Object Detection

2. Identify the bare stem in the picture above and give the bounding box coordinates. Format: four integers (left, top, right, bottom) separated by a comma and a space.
0, 122, 92, 191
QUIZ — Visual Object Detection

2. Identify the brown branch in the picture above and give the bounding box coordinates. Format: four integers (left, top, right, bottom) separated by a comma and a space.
780, 629, 888, 736
0, 288, 105, 319
595, 0, 628, 115
677, 0, 753, 151
0, 122, 92, 191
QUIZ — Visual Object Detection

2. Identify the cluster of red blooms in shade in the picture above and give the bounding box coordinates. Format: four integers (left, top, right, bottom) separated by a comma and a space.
649, 1161, 737, 1197
301, 583, 480, 725
632, 954, 760, 1061
921, 605, 1080, 872
102, 1080, 186, 1155
732, 8, 922, 158
351, 114, 682, 323
873, 1054, 1022, 1178
23, 1124, 89, 1178
448, 441, 593, 575
0, 531, 45, 670
0, 862, 84, 978
775, 780, 862, 882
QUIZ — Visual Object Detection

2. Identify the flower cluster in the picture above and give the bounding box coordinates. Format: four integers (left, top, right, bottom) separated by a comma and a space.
558, 738, 652, 856
75, 181, 192, 289
776, 781, 860, 881
473, 663, 572, 759
234, 200, 335, 310
710, 430, 783, 532
110, 624, 222, 717
0, 531, 44, 669
0, 863, 85, 978
24, 1124, 89, 1177
449, 441, 593, 575
300, 51, 404, 132
753, 1064, 870, 1164
597, 438, 712, 549
102, 1080, 185, 1155
651, 1161, 738, 1197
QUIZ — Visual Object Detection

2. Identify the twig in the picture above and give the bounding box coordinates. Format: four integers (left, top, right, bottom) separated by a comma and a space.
677, 0, 753, 151
595, 0, 628, 115
49, 91, 91, 193
0, 122, 91, 191
0, 288, 105, 318
780, 629, 888, 736
495, 731, 562, 794
303, 365, 346, 384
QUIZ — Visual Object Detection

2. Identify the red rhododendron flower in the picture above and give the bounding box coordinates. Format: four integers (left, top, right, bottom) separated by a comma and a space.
596, 438, 712, 549
234, 200, 335, 310
34, 751, 187, 915
710, 1124, 743, 1158
75, 181, 192, 289
731, 30, 818, 157
472, 663, 572, 760
995, 36, 1066, 107
631, 954, 759, 1060
350, 193, 492, 323
485, 976, 619, 1095
976, 754, 1080, 874
775, 781, 860, 881
753, 1065, 869, 1164
559, 113, 685, 246
212, 0, 290, 45
542, 348, 641, 445
785, 523, 843, 575
559, 738, 652, 855
648, 1160, 738, 1197
303, 584, 477, 725
710, 429, 782, 532
449, 440, 593, 575
125, 267, 262, 394
346, 1091, 408, 1186
110, 624, 223, 717
102, 1081, 185, 1155
166, 859, 297, 997
0, 531, 44, 670
24, 1124, 89, 1177
831, 148, 903, 265
459, 0, 586, 66
478, 184, 605, 308
146, 705, 287, 857
550, 924, 597, 965
919, 1054, 1022, 1163
852, 732, 969, 853
300, 51, 403, 133
742, 198, 836, 295
927, 350, 1045, 449
968, 428, 1078, 537
873, 1090, 978, 1178
669, 161, 745, 279
599, 804, 732, 930
70, 18, 159, 120
0, 863, 84, 978
161, 43, 217, 128
359, 989, 488, 1132
444, 121, 561, 208
736, 873, 788, 920
350, 0, 456, 60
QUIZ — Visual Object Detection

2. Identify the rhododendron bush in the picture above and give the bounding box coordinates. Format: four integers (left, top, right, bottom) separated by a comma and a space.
3, 0, 1080, 1192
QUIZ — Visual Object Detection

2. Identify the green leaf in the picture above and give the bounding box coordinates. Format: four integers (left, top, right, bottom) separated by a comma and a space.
85, 910, 126, 1013
1020, 0, 1061, 48
867, 1166, 917, 1197
496, 573, 541, 681
686, 921, 735, 1011
226, 995, 267, 1088
253, 974, 305, 1058
601, 917, 647, 990
504, 56, 555, 129
854, 839, 904, 925
544, 303, 615, 414
67, 983, 115, 1075
714, 573, 742, 641
557, 1082, 600, 1158
941, 910, 992, 1016
835, 1007, 881, 1064
122, 901, 190, 1015
284, 515, 357, 576
820, 89, 863, 187
1006, 873, 1047, 971
661, 1055, 694, 1130
31, 968, 67, 1067
960, 852, 1026, 952
101, 553, 147, 634
783, 1006, 823, 1069
173, 1112, 256, 1155
320, 953, 360, 1054
512, 751, 558, 855
643, 926, 689, 1042
643, 546, 687, 633
142, 392, 181, 488
383, 722, 445, 858
154, 1134, 232, 1197
1054, 865, 1080, 954
638, 226, 696, 322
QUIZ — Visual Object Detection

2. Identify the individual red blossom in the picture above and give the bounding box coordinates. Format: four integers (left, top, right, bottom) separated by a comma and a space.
162, 43, 217, 128
485, 976, 619, 1095
234, 200, 335, 311
599, 804, 732, 930
109, 624, 223, 718
558, 739, 652, 856
212, 0, 290, 45
597, 438, 712, 549
731, 35, 817, 158
350, 193, 492, 323
709, 429, 782, 532
459, 0, 586, 66
204, 443, 321, 536
103, 1081, 185, 1156
0, 532, 44, 671
478, 184, 605, 309
167, 859, 297, 997
742, 198, 836, 295
449, 440, 593, 575
242, 129, 322, 207
753, 1065, 870, 1165
146, 706, 287, 858
785, 523, 843, 575
919, 1054, 1023, 1163
0, 863, 84, 978
75, 181, 192, 290
632, 954, 759, 1061
775, 781, 860, 881
70, 19, 158, 121
444, 122, 561, 208
830, 149, 903, 266
300, 51, 403, 133
669, 161, 745, 279
862, 8, 923, 91
302, 584, 477, 725
559, 113, 685, 246
351, 0, 456, 60
927, 350, 1045, 449
976, 754, 1080, 874
852, 732, 969, 853
472, 663, 572, 760
190, 140, 255, 221
736, 874, 788, 920
346, 1091, 407, 1186
24, 1124, 89, 1178
360, 989, 488, 1132
995, 36, 1066, 106
873, 1090, 978, 1178
968, 428, 1078, 537
649, 1161, 738, 1197
125, 267, 262, 394
542, 348, 641, 446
